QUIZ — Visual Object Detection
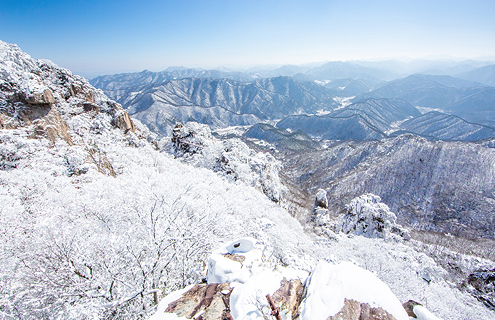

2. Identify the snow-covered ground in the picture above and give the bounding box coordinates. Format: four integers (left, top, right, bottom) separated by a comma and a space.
332, 96, 355, 110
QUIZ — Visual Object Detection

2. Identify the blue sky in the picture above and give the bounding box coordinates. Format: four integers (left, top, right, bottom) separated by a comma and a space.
1, 0, 494, 78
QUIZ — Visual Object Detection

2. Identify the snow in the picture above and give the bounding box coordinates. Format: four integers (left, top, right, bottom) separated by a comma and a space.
207, 239, 262, 284
223, 238, 257, 254
332, 96, 355, 110
299, 261, 409, 320
229, 270, 287, 319
1, 39, 494, 320
171, 122, 286, 202
148, 285, 195, 320
314, 80, 332, 86
416, 106, 446, 114
414, 305, 443, 320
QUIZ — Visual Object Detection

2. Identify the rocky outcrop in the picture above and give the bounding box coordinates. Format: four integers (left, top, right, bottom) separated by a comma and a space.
152, 240, 416, 320
113, 109, 135, 133
70, 83, 94, 103
164, 283, 233, 320
328, 299, 396, 320
0, 40, 137, 139
30, 107, 74, 146
312, 189, 331, 226
0, 40, 142, 176
338, 194, 410, 240
465, 268, 495, 310
24, 88, 56, 104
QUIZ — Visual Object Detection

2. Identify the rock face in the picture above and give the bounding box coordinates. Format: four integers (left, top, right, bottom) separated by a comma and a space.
24, 88, 56, 104
0, 40, 141, 176
465, 268, 495, 310
113, 108, 136, 133
164, 283, 233, 320
271, 278, 305, 318
338, 194, 410, 240
328, 299, 396, 320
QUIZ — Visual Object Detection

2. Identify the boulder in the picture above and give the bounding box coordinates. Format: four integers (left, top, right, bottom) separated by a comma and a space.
70, 83, 95, 103
328, 298, 396, 320
299, 261, 409, 320
164, 283, 233, 320
113, 110, 136, 133
402, 300, 441, 320
24, 88, 56, 104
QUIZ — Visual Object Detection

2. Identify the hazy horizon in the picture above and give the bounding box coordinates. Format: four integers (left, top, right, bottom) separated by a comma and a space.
1, 0, 494, 78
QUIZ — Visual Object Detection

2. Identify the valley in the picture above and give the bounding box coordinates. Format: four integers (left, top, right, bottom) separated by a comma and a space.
91, 61, 495, 241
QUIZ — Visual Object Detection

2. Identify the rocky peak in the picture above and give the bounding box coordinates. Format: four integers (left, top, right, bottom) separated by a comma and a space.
0, 40, 135, 137
0, 40, 142, 176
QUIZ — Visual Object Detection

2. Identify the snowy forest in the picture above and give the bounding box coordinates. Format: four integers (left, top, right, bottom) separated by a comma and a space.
1, 39, 495, 320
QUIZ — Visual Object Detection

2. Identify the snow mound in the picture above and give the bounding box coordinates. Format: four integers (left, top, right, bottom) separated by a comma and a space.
171, 122, 286, 202
207, 238, 262, 284
413, 305, 442, 320
299, 261, 409, 320
339, 193, 410, 240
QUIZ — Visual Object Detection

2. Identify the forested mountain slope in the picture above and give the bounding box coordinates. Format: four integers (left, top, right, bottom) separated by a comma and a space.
282, 134, 495, 239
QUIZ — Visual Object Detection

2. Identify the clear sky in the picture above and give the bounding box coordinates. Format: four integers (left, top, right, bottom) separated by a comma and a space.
1, 0, 494, 78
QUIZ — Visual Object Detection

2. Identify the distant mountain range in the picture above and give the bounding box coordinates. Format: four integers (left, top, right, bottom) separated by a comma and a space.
354, 74, 495, 127
457, 64, 495, 87
91, 64, 495, 142
398, 111, 495, 141
92, 76, 339, 134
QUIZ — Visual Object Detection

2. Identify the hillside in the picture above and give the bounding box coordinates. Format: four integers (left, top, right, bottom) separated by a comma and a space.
399, 112, 495, 141
282, 134, 495, 239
